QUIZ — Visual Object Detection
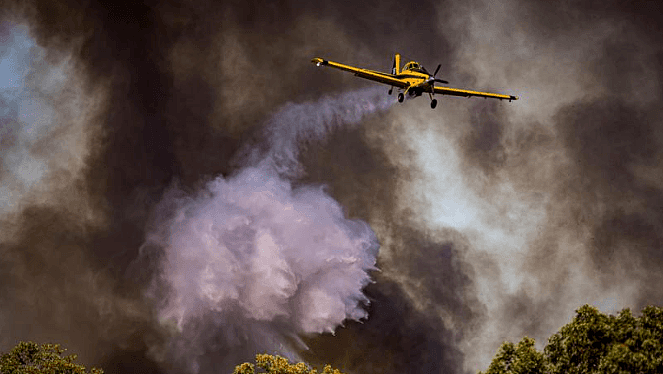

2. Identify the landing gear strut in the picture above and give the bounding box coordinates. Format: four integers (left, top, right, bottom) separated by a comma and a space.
430, 99, 437, 109
398, 93, 404, 103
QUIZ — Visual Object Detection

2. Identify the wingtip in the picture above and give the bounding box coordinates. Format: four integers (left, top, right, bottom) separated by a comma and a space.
311, 57, 327, 66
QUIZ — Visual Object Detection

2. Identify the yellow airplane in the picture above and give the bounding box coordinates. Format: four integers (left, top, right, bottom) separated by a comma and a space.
311, 53, 518, 108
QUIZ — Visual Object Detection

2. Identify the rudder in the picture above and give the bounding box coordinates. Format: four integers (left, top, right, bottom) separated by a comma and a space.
392, 53, 401, 75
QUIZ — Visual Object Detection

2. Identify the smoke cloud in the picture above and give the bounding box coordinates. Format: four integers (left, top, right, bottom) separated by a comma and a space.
0, 22, 85, 213
1, 1, 662, 374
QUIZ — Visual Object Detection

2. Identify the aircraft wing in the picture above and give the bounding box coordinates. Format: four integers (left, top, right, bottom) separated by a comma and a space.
311, 57, 409, 89
434, 86, 518, 101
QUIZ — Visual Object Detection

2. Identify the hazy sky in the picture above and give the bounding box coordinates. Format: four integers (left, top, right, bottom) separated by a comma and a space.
0, 1, 662, 374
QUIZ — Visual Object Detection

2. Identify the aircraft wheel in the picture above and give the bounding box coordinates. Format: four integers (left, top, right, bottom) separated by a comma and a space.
398, 93, 404, 103
388, 88, 393, 95
431, 99, 437, 109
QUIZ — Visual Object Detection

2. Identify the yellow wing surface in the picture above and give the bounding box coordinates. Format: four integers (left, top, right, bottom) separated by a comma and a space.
433, 86, 518, 101
311, 57, 518, 102
311, 57, 408, 88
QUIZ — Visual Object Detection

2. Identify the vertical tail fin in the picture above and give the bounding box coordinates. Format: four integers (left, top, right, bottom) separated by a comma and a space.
392, 53, 401, 75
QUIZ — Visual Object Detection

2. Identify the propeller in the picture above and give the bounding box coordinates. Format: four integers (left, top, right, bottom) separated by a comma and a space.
430, 64, 448, 84
428, 64, 446, 109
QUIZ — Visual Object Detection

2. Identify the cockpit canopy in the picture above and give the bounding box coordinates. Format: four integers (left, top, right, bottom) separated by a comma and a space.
403, 62, 419, 70
403, 61, 428, 74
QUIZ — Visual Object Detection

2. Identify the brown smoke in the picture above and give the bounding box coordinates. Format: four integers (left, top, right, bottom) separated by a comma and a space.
1, 1, 661, 374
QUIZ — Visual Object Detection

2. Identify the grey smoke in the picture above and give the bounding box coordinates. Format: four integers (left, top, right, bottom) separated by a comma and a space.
2, 2, 662, 374
0, 23, 48, 211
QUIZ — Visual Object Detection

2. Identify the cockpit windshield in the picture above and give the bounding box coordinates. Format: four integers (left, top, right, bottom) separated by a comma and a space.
404, 61, 428, 74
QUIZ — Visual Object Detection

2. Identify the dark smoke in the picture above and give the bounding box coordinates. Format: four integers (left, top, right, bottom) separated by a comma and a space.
1, 1, 662, 374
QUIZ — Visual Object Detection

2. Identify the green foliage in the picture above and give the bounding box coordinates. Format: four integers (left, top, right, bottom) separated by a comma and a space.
479, 304, 663, 374
0, 342, 103, 374
479, 337, 546, 374
234, 354, 344, 374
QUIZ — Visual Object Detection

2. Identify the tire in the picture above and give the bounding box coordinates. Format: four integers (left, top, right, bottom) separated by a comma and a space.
431, 99, 437, 109
398, 93, 404, 103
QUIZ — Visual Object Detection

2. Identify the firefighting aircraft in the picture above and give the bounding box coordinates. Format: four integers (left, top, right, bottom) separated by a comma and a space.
311, 54, 518, 108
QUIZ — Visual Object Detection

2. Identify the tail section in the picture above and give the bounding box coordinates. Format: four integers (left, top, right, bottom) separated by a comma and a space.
392, 53, 401, 75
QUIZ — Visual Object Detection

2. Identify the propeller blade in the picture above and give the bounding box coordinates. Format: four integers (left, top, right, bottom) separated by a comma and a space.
433, 64, 441, 77
434, 78, 449, 84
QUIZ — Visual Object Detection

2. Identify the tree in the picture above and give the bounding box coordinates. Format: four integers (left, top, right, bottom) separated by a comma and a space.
479, 304, 663, 374
0, 342, 103, 374
479, 337, 547, 374
234, 354, 345, 374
